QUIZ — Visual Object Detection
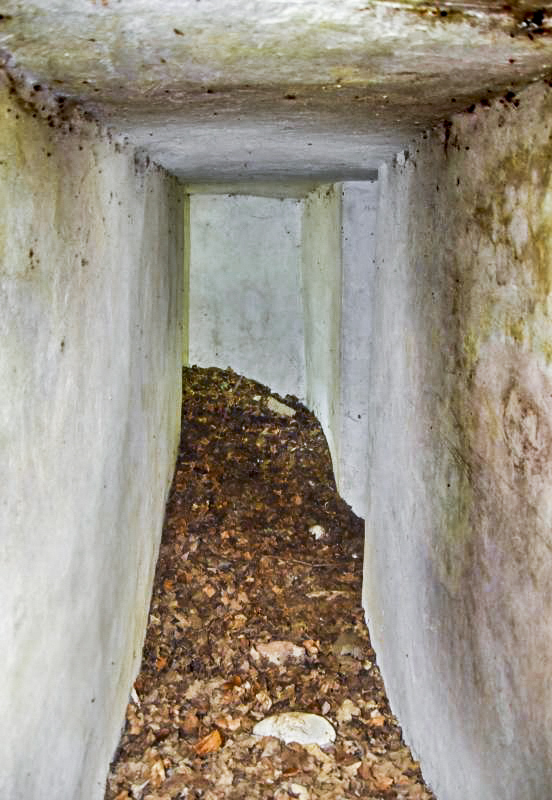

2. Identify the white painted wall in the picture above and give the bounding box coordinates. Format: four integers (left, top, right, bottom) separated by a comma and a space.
364, 81, 552, 800
188, 193, 306, 399
0, 85, 184, 800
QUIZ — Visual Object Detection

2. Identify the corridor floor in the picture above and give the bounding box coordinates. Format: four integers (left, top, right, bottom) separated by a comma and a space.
105, 366, 434, 800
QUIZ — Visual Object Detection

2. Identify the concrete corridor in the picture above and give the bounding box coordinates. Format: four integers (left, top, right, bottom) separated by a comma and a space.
2, 3, 552, 800
105, 366, 433, 800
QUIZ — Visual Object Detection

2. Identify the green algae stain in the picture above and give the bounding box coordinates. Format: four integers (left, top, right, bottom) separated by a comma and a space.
507, 317, 525, 345
532, 220, 552, 299
434, 428, 475, 597
540, 340, 552, 365
463, 329, 480, 374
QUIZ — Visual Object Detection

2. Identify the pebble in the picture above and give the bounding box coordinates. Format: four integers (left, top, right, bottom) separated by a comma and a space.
267, 397, 296, 417
309, 524, 326, 540
253, 711, 336, 747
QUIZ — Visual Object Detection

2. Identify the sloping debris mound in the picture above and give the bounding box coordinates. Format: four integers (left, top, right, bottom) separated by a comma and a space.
105, 366, 435, 800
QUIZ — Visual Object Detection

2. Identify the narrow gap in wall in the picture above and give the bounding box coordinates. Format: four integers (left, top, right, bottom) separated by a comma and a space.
104, 366, 434, 800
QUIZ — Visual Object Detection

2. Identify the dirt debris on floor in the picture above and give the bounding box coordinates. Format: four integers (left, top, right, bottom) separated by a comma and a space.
105, 366, 435, 800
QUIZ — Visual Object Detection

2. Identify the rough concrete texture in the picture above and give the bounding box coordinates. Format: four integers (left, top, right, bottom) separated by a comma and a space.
188, 193, 306, 400
0, 82, 184, 799
2, 2, 552, 179
364, 80, 552, 800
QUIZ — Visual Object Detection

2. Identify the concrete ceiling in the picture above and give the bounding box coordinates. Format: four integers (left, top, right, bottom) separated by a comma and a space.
2, 0, 552, 180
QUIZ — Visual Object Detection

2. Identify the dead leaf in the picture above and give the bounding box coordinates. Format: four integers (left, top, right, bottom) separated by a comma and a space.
149, 759, 166, 788
371, 760, 397, 791
358, 761, 374, 781
255, 689, 273, 712
215, 714, 241, 731
257, 640, 306, 665
302, 639, 319, 656
181, 710, 199, 734
336, 698, 361, 723
343, 760, 362, 776
126, 704, 144, 735
331, 631, 364, 659
163, 772, 191, 792
222, 675, 242, 689
194, 729, 223, 756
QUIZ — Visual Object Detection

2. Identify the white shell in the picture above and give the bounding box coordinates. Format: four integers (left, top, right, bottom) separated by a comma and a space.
252, 711, 336, 747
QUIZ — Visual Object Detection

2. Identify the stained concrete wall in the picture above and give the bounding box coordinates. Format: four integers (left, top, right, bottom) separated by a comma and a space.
0, 85, 184, 799
364, 81, 552, 800
188, 193, 306, 399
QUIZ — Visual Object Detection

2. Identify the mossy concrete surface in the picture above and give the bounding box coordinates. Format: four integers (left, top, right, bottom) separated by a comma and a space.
364, 80, 552, 800
0, 81, 184, 800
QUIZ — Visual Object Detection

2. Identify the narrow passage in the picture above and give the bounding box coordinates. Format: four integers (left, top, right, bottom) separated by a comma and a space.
105, 366, 434, 800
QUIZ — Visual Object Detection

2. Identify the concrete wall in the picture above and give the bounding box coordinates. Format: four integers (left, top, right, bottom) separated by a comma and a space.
188, 193, 305, 399
0, 85, 184, 799
364, 81, 552, 800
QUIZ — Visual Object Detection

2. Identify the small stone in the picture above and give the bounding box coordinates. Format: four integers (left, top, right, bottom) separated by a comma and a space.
253, 711, 336, 747
267, 397, 296, 417
308, 524, 326, 540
